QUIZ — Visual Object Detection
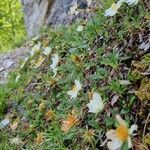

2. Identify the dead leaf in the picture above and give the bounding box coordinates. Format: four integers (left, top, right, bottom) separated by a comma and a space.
111, 95, 119, 106
34, 56, 45, 68
61, 109, 79, 133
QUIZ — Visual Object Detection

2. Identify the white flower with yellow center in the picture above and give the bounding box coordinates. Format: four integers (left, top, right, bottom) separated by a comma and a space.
50, 53, 59, 77
67, 80, 82, 100
43, 47, 52, 56
76, 25, 84, 32
125, 0, 138, 5
105, 0, 124, 16
87, 92, 104, 113
101, 115, 138, 150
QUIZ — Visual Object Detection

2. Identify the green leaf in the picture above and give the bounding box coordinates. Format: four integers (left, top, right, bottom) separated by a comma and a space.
121, 142, 129, 150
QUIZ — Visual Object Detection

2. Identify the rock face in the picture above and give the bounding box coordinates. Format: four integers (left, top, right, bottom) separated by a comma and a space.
0, 47, 29, 84
21, 0, 75, 36
21, 0, 99, 37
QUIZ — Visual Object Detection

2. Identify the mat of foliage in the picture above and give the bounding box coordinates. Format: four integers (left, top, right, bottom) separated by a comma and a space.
0, 1, 149, 150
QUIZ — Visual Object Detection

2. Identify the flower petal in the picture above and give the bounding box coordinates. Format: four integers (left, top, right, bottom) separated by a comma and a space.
10, 137, 22, 145
116, 115, 127, 126
76, 26, 84, 32
67, 90, 77, 100
69, 3, 78, 15
128, 136, 132, 149
50, 54, 59, 69
87, 93, 104, 113
107, 139, 122, 150
124, 0, 139, 5
129, 124, 138, 135
50, 53, 59, 77
15, 74, 21, 82
106, 130, 116, 140
30, 43, 41, 57
104, 0, 124, 17
43, 47, 52, 56
75, 80, 82, 91
105, 7, 117, 16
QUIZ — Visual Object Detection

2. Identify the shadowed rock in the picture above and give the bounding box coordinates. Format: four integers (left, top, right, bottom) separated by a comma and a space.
21, 0, 98, 37
21, 0, 76, 36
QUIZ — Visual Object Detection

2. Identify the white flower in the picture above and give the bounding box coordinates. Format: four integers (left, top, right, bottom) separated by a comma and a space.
69, 3, 78, 15
76, 25, 84, 32
15, 74, 21, 82
10, 137, 23, 145
104, 0, 124, 16
43, 47, 52, 56
124, 0, 138, 5
67, 80, 82, 100
20, 57, 29, 68
101, 115, 138, 150
32, 43, 41, 51
87, 92, 104, 113
50, 53, 59, 77
30, 42, 41, 57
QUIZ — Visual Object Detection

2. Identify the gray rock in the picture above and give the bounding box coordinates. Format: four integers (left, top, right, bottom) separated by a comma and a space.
21, 0, 76, 36
0, 119, 10, 129
0, 47, 29, 84
21, 0, 99, 37
0, 67, 4, 72
3, 59, 14, 68
21, 0, 50, 37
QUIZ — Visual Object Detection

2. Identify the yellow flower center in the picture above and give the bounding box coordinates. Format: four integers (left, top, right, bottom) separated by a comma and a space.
71, 55, 81, 64
83, 129, 95, 143
111, 3, 118, 11
116, 125, 129, 141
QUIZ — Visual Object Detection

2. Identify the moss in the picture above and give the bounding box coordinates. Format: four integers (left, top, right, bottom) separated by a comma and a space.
144, 135, 150, 148
135, 77, 150, 101
132, 60, 148, 72
131, 54, 150, 81
131, 69, 142, 81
